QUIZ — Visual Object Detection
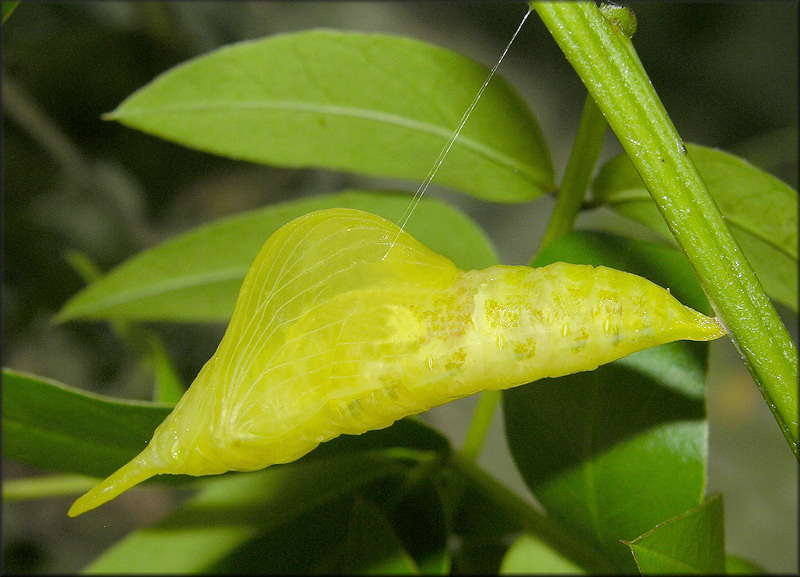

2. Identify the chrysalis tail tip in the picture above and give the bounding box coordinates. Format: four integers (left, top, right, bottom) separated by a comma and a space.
67, 450, 158, 517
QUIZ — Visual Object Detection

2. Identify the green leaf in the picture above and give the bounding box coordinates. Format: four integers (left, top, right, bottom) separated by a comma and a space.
446, 472, 523, 539
593, 143, 798, 311
2, 368, 172, 479
500, 533, 585, 574
82, 453, 410, 573
209, 495, 423, 575
325, 497, 420, 575
206, 497, 355, 574
210, 490, 444, 575
504, 231, 710, 572
107, 29, 554, 203
504, 353, 708, 573
224, 469, 451, 574
382, 477, 450, 574
624, 494, 725, 574
57, 191, 498, 324
146, 335, 185, 405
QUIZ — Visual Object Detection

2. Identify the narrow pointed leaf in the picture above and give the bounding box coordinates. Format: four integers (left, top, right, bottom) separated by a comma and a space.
107, 29, 554, 202
2, 368, 171, 479
146, 336, 186, 405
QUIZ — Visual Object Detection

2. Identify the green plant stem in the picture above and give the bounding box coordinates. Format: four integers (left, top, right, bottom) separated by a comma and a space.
448, 452, 610, 573
3, 474, 98, 501
539, 93, 607, 252
459, 390, 501, 462
532, 1, 799, 459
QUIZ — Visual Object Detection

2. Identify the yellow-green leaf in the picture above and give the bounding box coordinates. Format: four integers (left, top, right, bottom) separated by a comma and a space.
107, 29, 554, 202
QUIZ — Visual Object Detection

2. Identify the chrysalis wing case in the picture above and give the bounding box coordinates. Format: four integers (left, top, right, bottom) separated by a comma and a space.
68, 208, 725, 516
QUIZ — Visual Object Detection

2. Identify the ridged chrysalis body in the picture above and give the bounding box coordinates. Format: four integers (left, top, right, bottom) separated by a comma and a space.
68, 208, 725, 516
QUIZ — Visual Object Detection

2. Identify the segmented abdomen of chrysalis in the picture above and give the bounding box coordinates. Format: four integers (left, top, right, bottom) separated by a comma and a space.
68, 208, 725, 516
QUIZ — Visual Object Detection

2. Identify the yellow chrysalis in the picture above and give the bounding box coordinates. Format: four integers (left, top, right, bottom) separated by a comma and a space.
68, 208, 725, 517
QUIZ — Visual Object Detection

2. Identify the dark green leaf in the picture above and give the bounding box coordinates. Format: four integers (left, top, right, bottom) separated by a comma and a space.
384, 477, 450, 574
324, 497, 420, 574
500, 533, 585, 574
445, 469, 523, 538
593, 143, 798, 311
210, 486, 450, 575
624, 494, 725, 574
107, 30, 554, 202
206, 498, 354, 574
505, 231, 710, 572
2, 368, 171, 479
451, 538, 510, 575
57, 191, 498, 324
82, 453, 410, 573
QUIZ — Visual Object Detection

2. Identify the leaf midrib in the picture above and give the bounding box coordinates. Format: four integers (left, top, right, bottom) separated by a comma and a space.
108, 100, 550, 187
61, 266, 248, 319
